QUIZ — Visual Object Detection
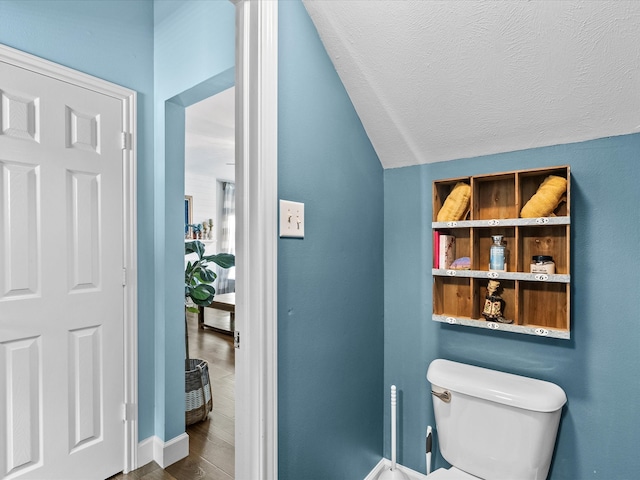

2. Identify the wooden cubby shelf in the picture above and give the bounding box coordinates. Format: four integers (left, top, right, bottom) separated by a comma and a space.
432, 166, 571, 339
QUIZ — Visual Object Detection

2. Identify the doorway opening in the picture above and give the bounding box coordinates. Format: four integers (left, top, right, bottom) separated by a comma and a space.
185, 87, 236, 478
166, 71, 236, 478
159, 2, 279, 478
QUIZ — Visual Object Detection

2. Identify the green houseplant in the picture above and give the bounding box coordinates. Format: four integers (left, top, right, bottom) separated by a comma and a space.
184, 240, 234, 425
184, 240, 235, 358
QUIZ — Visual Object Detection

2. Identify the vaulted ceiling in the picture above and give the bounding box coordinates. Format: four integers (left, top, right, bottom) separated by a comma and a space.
303, 0, 640, 169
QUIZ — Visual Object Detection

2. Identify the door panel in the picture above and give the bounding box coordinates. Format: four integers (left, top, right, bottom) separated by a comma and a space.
67, 170, 101, 291
1, 161, 39, 299
0, 60, 124, 480
1, 336, 41, 475
68, 326, 101, 451
0, 90, 39, 142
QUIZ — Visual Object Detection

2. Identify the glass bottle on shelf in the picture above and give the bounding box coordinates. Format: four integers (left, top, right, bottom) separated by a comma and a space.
489, 235, 506, 272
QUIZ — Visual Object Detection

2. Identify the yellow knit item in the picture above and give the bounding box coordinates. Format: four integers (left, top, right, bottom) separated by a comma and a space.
520, 175, 567, 218
437, 182, 471, 222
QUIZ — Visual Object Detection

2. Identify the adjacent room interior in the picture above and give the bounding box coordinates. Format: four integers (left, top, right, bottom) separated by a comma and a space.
182, 88, 236, 479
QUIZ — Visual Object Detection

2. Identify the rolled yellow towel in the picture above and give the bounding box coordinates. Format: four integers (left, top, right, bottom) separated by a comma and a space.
437, 182, 471, 222
520, 175, 567, 218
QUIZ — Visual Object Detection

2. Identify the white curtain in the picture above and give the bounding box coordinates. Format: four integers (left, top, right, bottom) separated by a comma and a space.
216, 182, 235, 293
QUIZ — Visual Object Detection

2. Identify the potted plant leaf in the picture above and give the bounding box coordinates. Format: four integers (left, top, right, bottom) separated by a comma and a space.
184, 240, 235, 425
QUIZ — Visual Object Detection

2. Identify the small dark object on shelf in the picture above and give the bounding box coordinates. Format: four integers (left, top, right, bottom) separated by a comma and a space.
482, 280, 512, 324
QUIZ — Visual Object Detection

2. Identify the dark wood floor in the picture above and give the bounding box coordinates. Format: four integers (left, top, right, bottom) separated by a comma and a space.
112, 310, 235, 480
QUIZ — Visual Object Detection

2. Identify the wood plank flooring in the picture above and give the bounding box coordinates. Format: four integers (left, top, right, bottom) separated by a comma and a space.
111, 310, 235, 480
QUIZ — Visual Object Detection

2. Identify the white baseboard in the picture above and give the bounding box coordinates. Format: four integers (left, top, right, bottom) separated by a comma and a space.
137, 436, 155, 469
365, 458, 429, 480
137, 433, 190, 469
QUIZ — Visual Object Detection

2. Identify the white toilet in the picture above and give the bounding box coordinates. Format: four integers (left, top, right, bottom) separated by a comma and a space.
426, 359, 566, 480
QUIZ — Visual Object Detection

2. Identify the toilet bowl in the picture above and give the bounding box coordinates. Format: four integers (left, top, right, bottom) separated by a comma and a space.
427, 359, 566, 480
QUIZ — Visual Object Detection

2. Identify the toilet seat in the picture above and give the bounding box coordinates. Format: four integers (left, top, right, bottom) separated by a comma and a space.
428, 467, 480, 479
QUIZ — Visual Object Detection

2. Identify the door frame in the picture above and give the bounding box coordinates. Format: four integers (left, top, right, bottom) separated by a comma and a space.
233, 1, 278, 479
0, 44, 139, 474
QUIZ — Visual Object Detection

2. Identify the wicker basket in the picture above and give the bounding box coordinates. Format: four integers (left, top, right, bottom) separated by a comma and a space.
185, 358, 213, 425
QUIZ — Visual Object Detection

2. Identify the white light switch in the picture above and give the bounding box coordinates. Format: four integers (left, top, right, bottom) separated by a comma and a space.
279, 200, 305, 238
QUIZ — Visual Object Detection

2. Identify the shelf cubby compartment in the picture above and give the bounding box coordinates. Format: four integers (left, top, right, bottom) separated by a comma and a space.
433, 228, 471, 268
432, 177, 471, 222
518, 167, 570, 218
472, 173, 516, 220
433, 276, 471, 319
519, 225, 569, 274
518, 280, 570, 337
473, 278, 516, 323
473, 227, 516, 272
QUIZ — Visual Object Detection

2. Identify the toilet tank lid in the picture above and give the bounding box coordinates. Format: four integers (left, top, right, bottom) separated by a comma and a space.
427, 359, 567, 412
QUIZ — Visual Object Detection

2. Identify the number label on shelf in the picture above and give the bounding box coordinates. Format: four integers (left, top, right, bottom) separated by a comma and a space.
487, 219, 500, 226
534, 274, 549, 281
446, 270, 457, 276
486, 322, 500, 330
446, 221, 458, 227
446, 317, 457, 324
536, 217, 550, 225
534, 328, 549, 336
487, 271, 500, 279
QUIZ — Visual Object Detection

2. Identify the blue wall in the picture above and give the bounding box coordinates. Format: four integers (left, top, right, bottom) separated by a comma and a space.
153, 0, 235, 441
384, 134, 640, 479
0, 0, 156, 441
278, 2, 385, 479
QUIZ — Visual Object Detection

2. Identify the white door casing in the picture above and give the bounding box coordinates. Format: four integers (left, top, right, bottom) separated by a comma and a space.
233, 1, 278, 479
0, 45, 137, 479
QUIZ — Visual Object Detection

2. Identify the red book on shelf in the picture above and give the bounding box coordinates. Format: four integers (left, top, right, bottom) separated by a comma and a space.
433, 231, 440, 268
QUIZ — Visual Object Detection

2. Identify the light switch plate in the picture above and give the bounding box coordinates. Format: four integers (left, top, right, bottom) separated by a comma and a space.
279, 200, 304, 238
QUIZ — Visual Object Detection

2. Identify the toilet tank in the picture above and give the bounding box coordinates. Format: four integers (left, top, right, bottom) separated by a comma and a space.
427, 359, 566, 480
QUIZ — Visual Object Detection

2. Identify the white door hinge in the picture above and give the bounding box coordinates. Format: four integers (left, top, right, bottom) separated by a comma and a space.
121, 131, 132, 150
234, 331, 240, 349
123, 403, 137, 421
122, 268, 127, 286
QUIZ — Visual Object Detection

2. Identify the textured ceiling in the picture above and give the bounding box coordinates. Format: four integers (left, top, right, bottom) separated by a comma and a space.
303, 0, 640, 169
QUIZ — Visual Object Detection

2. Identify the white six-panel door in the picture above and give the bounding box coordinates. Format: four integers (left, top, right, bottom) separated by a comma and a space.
0, 60, 125, 479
